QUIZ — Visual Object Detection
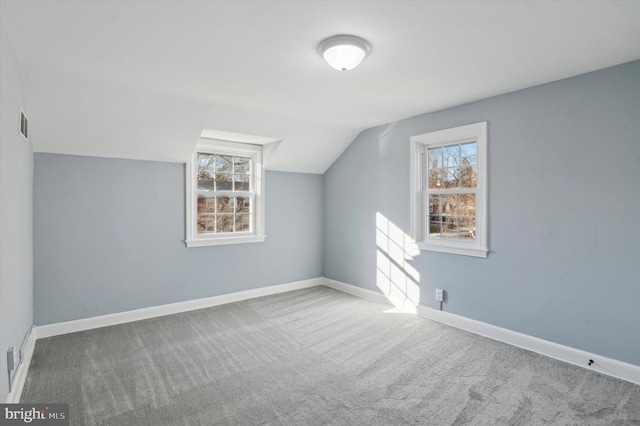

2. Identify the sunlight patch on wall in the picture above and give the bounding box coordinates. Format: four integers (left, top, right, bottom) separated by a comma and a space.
376, 212, 420, 313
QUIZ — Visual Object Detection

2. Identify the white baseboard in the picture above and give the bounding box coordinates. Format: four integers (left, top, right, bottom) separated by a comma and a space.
6, 326, 36, 403
416, 304, 640, 386
323, 277, 419, 313
36, 278, 323, 339
323, 277, 394, 307
322, 278, 640, 386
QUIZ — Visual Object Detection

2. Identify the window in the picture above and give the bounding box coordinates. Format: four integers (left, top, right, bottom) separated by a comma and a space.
410, 122, 488, 258
185, 139, 265, 247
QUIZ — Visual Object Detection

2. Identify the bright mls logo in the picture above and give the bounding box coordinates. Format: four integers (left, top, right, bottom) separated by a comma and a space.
0, 404, 68, 425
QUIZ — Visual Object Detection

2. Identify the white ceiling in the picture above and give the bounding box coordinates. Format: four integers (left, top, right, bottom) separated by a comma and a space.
2, 1, 639, 173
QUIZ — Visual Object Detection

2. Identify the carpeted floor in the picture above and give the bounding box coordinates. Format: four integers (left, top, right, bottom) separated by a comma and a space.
21, 286, 640, 425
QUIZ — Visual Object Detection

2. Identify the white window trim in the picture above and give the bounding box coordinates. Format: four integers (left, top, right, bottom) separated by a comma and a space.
410, 122, 488, 258
185, 139, 265, 247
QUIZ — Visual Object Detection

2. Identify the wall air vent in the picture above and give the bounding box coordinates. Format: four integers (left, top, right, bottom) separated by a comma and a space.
20, 108, 28, 141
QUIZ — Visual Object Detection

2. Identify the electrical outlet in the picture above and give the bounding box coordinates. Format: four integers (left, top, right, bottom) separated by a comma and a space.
435, 288, 444, 302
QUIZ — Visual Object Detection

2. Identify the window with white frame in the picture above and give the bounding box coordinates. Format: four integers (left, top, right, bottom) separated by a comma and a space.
410, 122, 488, 258
185, 139, 265, 247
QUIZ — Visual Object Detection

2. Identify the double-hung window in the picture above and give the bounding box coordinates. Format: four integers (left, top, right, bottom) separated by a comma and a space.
185, 139, 265, 247
410, 122, 488, 258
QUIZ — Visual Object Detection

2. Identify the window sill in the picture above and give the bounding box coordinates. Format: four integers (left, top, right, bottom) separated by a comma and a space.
185, 235, 266, 248
417, 242, 488, 258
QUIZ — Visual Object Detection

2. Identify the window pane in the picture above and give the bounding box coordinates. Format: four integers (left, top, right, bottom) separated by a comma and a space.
442, 219, 458, 239
425, 193, 476, 241
428, 195, 442, 238
460, 164, 477, 188
441, 194, 458, 217
428, 195, 441, 218
197, 195, 216, 213
443, 167, 459, 189
216, 155, 233, 174
460, 142, 477, 166
217, 196, 233, 213
217, 215, 234, 233
234, 174, 249, 191
197, 215, 216, 234
428, 147, 442, 168
459, 217, 476, 240
198, 179, 215, 190
443, 145, 459, 167
235, 214, 251, 232
197, 153, 216, 177
234, 157, 250, 174
429, 221, 442, 237
428, 168, 443, 189
216, 174, 232, 190
459, 194, 476, 217
196, 153, 215, 190
236, 197, 250, 213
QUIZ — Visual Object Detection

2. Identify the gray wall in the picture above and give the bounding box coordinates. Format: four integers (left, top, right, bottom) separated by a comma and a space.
323, 61, 640, 366
0, 20, 34, 402
34, 154, 323, 324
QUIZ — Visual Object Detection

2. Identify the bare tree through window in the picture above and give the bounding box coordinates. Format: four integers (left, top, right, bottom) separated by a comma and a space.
427, 142, 477, 240
196, 153, 252, 235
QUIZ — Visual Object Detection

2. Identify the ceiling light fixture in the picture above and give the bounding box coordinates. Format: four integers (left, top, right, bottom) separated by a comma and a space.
318, 35, 370, 71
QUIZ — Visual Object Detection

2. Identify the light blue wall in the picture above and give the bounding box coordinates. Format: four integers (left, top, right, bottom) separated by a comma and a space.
323, 61, 640, 366
34, 154, 323, 324
0, 20, 34, 402
30, 60, 640, 368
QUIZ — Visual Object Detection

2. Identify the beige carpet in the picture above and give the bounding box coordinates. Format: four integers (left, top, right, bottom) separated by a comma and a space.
21, 286, 640, 425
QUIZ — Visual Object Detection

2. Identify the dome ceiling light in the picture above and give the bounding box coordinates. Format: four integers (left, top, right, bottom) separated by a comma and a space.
318, 35, 371, 71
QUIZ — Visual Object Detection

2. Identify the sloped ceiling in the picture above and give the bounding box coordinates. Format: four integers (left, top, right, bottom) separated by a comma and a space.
1, 1, 639, 173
